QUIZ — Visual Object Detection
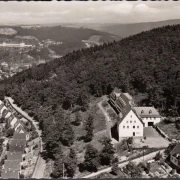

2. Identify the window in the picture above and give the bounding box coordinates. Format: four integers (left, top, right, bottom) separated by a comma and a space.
127, 121, 128, 123
133, 126, 135, 128
130, 121, 132, 123
137, 126, 139, 128
149, 110, 152, 114
154, 117, 156, 120
134, 121, 136, 123
130, 115, 132, 118
123, 126, 125, 128
141, 110, 144, 114
127, 126, 129, 128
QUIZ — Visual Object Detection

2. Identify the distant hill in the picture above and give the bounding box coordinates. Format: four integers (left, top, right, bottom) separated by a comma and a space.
1, 24, 180, 166
98, 19, 180, 37
0, 25, 120, 56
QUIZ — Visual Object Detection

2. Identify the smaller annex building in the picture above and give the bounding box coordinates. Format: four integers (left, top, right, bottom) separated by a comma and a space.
109, 87, 162, 140
133, 107, 161, 127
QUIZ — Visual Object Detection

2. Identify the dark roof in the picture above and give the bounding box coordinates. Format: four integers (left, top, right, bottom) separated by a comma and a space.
4, 160, 21, 171
9, 139, 26, 152
7, 151, 23, 161
134, 107, 161, 118
170, 143, 180, 156
13, 132, 26, 140
1, 170, 19, 179
118, 108, 144, 126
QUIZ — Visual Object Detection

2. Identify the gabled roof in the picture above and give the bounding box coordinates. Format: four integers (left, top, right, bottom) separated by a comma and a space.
133, 107, 161, 118
170, 143, 180, 156
4, 160, 21, 171
15, 125, 26, 133
1, 170, 19, 179
7, 151, 23, 161
119, 108, 144, 126
9, 139, 26, 152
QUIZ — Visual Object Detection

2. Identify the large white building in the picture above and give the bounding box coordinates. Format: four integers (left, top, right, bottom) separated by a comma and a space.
109, 88, 161, 140
118, 109, 144, 138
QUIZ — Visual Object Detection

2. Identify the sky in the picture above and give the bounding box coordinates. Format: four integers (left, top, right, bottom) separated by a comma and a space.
0, 1, 180, 25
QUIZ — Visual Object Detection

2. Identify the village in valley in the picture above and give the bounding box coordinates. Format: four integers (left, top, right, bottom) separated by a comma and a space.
0, 1, 180, 179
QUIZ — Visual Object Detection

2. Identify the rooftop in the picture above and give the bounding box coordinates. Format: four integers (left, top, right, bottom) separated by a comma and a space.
171, 143, 180, 156
9, 139, 26, 152
7, 151, 23, 161
13, 132, 26, 141
4, 160, 21, 171
133, 107, 161, 117
1, 170, 19, 179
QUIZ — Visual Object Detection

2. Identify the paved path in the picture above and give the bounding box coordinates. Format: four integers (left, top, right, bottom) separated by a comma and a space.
82, 149, 165, 178
6, 97, 46, 179
98, 101, 112, 139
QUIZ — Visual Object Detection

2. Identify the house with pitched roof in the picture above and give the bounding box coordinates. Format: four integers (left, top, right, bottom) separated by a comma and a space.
7, 151, 23, 161
170, 143, 180, 168
9, 139, 26, 153
13, 132, 29, 141
3, 160, 21, 171
133, 107, 161, 127
1, 169, 19, 179
109, 88, 161, 139
118, 108, 144, 138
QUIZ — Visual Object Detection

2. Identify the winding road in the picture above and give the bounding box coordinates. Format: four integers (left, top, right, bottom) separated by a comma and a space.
6, 97, 46, 178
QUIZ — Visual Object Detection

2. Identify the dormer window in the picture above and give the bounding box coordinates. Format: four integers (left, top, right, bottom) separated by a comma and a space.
149, 110, 152, 114
141, 110, 144, 114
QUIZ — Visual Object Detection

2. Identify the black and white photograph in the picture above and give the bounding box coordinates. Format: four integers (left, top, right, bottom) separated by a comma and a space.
0, 0, 180, 179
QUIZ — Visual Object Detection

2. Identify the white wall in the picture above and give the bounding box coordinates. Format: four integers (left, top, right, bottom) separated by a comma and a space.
5, 112, 11, 119
10, 118, 18, 128
119, 110, 144, 138
142, 117, 161, 127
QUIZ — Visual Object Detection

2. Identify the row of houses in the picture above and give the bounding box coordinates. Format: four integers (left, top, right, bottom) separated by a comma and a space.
1, 133, 28, 178
0, 100, 26, 134
108, 87, 161, 139
0, 100, 30, 178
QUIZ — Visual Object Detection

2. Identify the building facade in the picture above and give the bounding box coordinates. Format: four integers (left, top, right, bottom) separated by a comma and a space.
109, 87, 161, 139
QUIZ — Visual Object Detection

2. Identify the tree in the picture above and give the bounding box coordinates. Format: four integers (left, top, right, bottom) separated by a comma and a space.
51, 145, 65, 178
127, 137, 133, 144
83, 144, 99, 172
99, 137, 115, 166
61, 121, 75, 146
84, 115, 94, 142
64, 148, 77, 177
6, 128, 14, 137
72, 112, 81, 126
154, 151, 162, 161
111, 156, 119, 175
0, 117, 5, 123
124, 162, 142, 178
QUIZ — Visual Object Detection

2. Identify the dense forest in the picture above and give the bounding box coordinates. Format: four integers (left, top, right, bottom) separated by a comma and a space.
0, 25, 180, 174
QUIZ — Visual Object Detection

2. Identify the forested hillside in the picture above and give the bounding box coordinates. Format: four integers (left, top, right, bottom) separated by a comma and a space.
0, 24, 180, 167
